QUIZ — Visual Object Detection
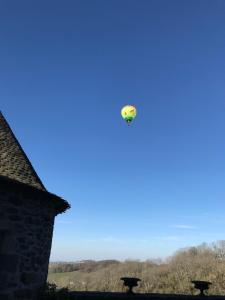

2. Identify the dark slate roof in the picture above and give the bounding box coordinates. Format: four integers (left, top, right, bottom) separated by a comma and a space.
0, 175, 70, 214
0, 112, 46, 191
0, 112, 70, 214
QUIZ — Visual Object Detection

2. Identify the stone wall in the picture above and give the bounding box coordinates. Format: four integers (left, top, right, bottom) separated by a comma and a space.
0, 187, 56, 300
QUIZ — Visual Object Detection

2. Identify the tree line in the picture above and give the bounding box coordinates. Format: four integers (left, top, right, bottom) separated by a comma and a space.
48, 240, 225, 295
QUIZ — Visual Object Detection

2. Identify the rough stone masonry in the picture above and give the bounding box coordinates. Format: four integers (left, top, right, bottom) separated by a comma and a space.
0, 112, 70, 300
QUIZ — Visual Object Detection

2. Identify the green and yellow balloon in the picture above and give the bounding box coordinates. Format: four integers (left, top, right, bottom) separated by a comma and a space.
121, 105, 137, 124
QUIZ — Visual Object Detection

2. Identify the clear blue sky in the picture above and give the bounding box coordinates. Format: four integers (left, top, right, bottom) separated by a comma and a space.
1, 0, 225, 261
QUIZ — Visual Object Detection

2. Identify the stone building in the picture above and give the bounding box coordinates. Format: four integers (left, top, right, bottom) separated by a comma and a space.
0, 112, 70, 299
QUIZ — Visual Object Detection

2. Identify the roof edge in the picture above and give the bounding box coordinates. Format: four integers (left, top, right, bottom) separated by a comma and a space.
0, 175, 71, 214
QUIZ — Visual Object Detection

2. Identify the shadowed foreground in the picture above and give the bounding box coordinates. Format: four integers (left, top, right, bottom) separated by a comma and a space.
68, 292, 225, 300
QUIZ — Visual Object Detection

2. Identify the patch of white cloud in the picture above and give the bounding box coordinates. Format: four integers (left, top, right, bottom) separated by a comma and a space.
170, 224, 197, 229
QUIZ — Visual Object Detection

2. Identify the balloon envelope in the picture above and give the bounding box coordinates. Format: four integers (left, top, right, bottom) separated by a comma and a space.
121, 105, 137, 123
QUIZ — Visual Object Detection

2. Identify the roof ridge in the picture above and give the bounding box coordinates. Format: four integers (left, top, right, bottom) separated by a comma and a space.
0, 113, 46, 191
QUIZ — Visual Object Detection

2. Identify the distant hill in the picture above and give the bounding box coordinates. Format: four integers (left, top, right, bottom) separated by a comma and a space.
49, 260, 120, 273
47, 240, 225, 295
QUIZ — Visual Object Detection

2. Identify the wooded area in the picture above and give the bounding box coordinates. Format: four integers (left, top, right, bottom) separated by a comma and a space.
48, 240, 225, 295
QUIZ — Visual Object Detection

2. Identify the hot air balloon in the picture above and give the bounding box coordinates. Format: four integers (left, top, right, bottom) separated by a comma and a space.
121, 105, 137, 124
